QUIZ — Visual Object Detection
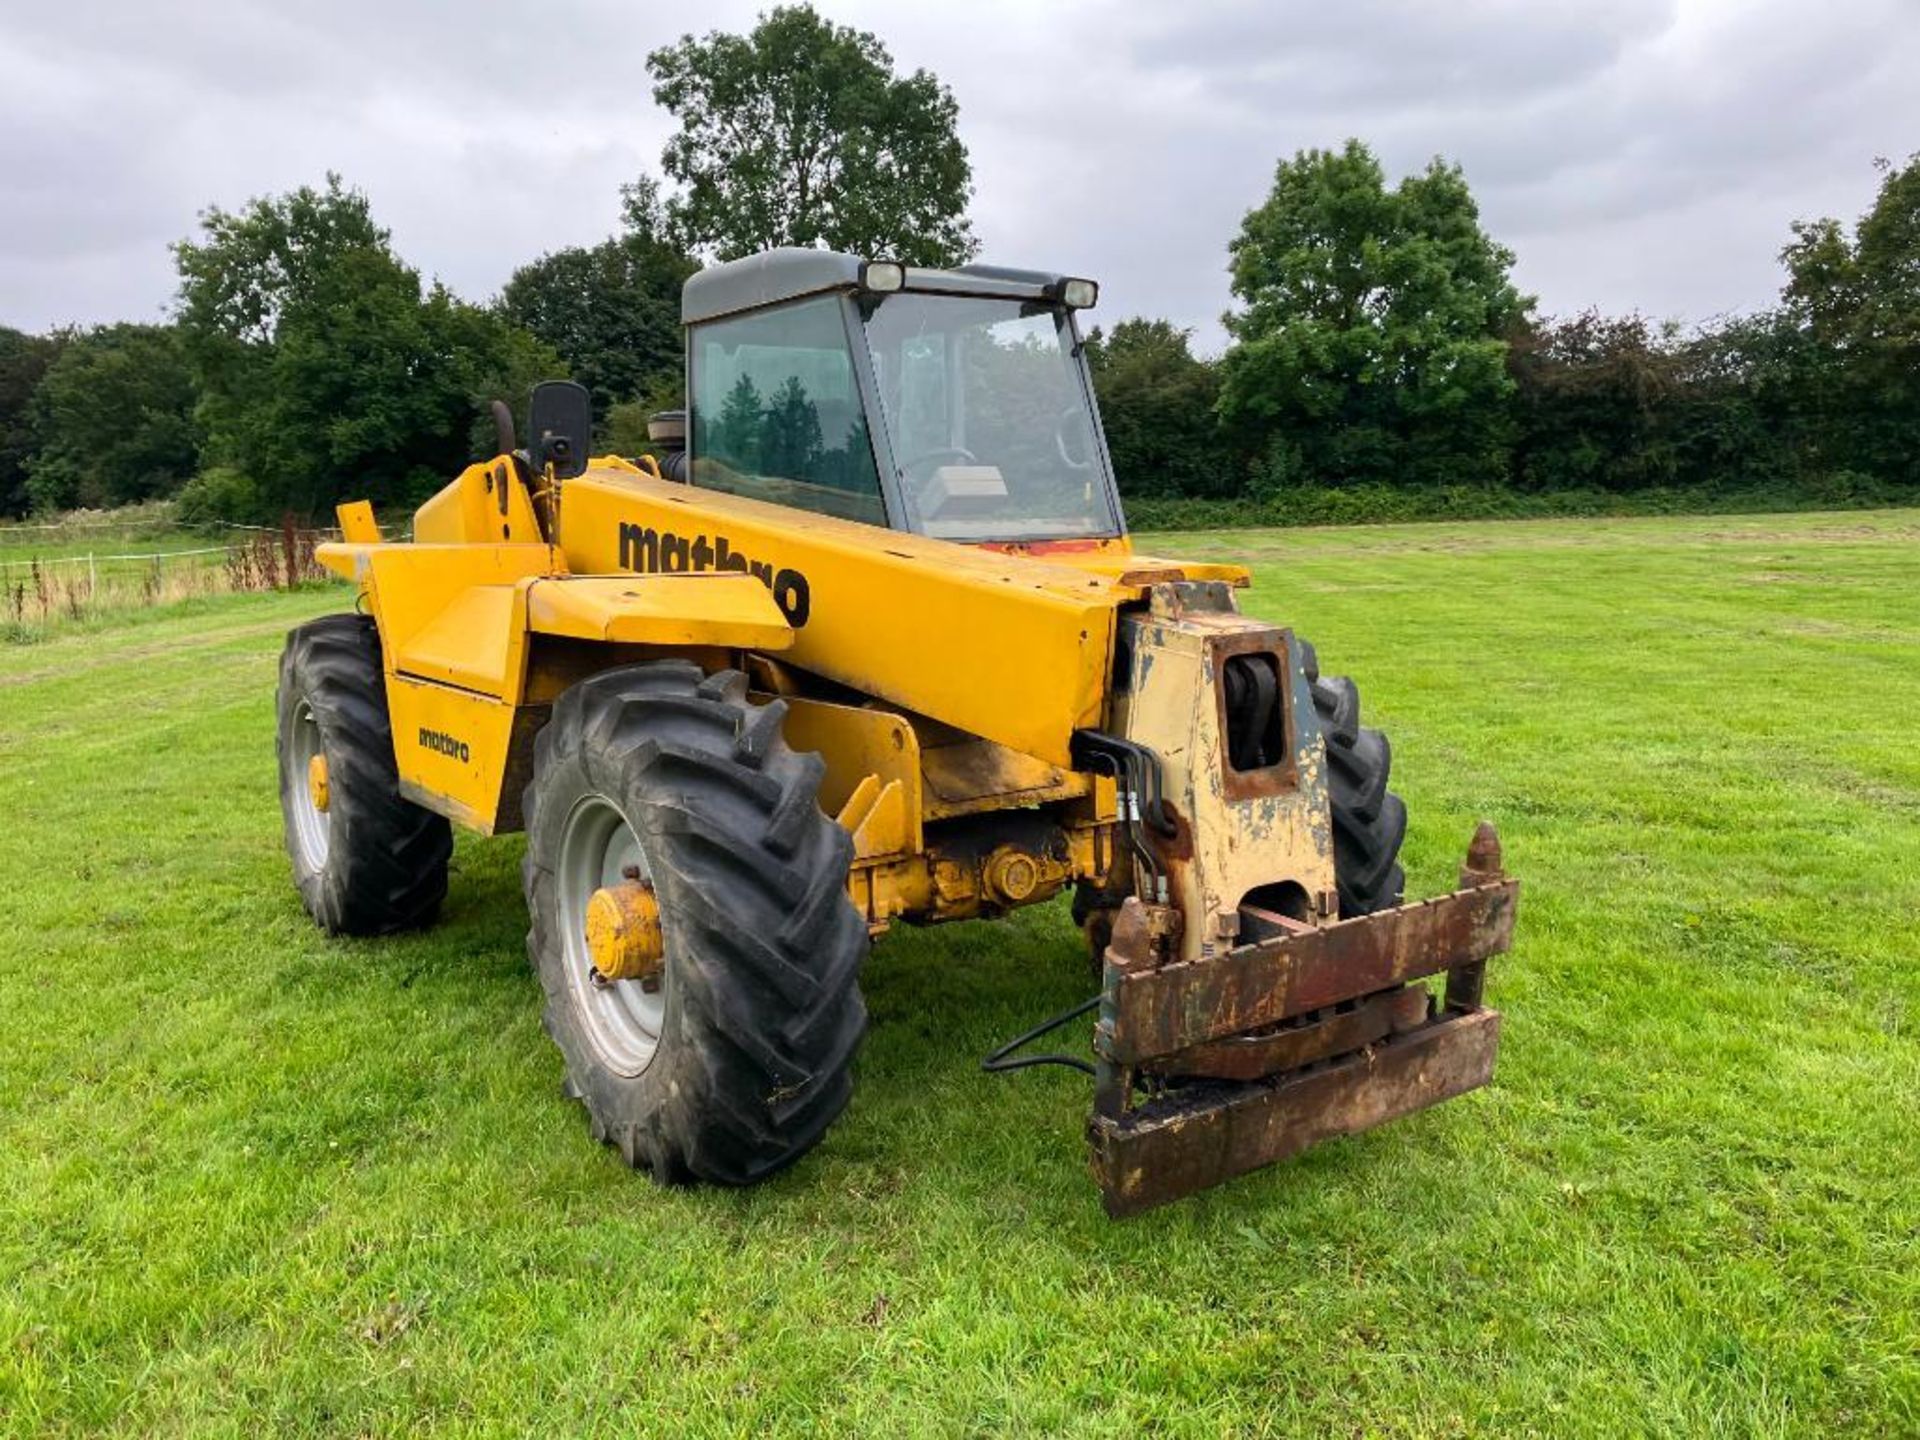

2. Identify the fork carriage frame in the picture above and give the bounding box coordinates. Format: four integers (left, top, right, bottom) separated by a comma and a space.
1089, 830, 1516, 1216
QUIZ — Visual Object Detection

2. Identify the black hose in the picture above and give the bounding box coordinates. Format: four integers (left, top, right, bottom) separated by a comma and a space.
981, 995, 1100, 1077
1076, 746, 1164, 901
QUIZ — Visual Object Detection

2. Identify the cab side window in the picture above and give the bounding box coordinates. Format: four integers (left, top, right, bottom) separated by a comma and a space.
689, 297, 886, 525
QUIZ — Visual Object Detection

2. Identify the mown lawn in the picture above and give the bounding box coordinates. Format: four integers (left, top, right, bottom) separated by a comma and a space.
1, 510, 1916, 1437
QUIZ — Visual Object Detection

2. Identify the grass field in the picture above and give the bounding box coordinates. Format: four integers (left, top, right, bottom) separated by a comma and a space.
1, 520, 324, 641
2, 510, 1916, 1437
0, 504, 198, 562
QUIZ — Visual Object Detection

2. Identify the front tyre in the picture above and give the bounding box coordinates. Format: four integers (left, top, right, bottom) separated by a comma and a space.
1299, 638, 1408, 916
276, 615, 452, 935
522, 662, 868, 1184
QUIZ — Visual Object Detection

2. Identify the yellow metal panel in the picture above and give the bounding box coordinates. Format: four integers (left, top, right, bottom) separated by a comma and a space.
394, 585, 521, 695
774, 695, 923, 851
384, 674, 524, 834
976, 538, 1245, 587
413, 456, 545, 545
1130, 555, 1251, 587
336, 500, 381, 543
977, 537, 1135, 561
921, 736, 1088, 820
835, 776, 911, 860
837, 774, 881, 829
1027, 550, 1251, 588
557, 467, 1119, 768
315, 541, 372, 583
524, 574, 794, 650
355, 543, 558, 681
412, 481, 464, 545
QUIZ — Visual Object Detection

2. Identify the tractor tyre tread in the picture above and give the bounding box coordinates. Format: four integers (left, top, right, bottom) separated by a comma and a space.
1301, 638, 1407, 916
523, 660, 868, 1187
276, 613, 452, 935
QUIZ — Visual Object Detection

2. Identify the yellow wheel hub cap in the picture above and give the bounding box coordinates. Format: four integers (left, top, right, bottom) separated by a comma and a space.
307, 753, 330, 813
585, 881, 665, 983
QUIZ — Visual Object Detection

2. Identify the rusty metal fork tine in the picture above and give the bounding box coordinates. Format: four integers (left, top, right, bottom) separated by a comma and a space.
1085, 822, 1515, 1215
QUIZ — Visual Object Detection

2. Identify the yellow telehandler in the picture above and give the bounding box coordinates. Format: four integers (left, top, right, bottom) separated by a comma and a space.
279, 250, 1516, 1214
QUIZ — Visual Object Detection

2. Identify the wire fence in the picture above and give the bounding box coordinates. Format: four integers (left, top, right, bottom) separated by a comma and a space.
1, 521, 337, 637
0, 544, 230, 575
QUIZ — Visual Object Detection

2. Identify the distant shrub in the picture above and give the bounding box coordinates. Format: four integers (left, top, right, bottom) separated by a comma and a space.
1122, 475, 1913, 533
601, 371, 684, 461
175, 467, 263, 527
0, 499, 183, 547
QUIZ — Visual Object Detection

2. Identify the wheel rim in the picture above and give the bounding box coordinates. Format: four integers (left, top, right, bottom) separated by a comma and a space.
558, 795, 665, 1077
288, 699, 331, 872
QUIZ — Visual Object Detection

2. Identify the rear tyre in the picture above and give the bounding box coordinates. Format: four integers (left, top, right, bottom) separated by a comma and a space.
522, 661, 869, 1184
276, 614, 453, 935
1299, 638, 1407, 916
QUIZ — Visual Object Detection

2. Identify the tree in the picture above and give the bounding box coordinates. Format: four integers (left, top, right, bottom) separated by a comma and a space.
760, 376, 824, 479
1779, 154, 1920, 484
1664, 315, 1807, 491
1086, 320, 1235, 499
647, 4, 976, 266
0, 327, 63, 517
24, 323, 199, 511
499, 177, 697, 425
711, 372, 765, 472
175, 175, 559, 518
1507, 311, 1681, 493
1218, 140, 1528, 491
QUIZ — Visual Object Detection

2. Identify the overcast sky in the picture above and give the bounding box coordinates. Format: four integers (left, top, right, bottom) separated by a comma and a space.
3, 0, 1915, 352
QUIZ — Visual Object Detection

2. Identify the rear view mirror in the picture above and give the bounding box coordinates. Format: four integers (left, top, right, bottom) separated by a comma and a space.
528, 380, 593, 480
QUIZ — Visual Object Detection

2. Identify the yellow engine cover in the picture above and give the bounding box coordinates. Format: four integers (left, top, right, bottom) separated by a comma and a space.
556, 466, 1125, 768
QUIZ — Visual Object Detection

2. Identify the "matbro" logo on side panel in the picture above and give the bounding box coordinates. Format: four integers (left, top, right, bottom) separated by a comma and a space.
418, 727, 470, 763
616, 522, 811, 627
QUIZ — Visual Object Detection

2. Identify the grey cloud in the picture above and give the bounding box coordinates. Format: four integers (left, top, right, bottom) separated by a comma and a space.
1128, 0, 1676, 110
1, 0, 1914, 350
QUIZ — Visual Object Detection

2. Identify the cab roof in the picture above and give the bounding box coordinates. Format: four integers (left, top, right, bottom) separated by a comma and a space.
680, 247, 1076, 325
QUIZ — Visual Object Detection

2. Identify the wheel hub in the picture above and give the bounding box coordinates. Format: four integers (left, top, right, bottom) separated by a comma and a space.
558, 795, 666, 1076
585, 880, 664, 983
287, 699, 331, 871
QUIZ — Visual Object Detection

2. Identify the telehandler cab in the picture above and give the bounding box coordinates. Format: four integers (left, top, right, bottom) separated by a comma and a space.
280, 248, 1517, 1215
